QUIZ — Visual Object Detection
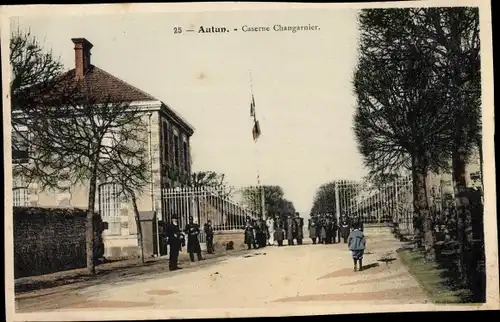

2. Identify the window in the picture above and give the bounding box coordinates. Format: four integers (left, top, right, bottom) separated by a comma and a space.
98, 183, 121, 235
183, 141, 189, 172
12, 129, 29, 164
13, 187, 29, 207
162, 122, 169, 162
174, 134, 180, 168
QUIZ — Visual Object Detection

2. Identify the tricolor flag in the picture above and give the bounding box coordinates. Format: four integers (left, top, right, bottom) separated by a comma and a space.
250, 94, 256, 118
252, 119, 261, 141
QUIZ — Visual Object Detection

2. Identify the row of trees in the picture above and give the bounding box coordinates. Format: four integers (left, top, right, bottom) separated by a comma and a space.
310, 181, 359, 215
352, 7, 484, 295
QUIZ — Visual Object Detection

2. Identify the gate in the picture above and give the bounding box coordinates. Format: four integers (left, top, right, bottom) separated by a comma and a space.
162, 187, 261, 243
334, 175, 414, 233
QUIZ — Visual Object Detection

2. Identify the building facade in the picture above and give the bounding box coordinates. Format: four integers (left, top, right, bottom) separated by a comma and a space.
11, 37, 195, 259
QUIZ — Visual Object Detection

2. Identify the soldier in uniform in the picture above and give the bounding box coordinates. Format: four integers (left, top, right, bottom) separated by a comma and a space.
325, 214, 332, 244
295, 213, 304, 245
285, 213, 296, 246
184, 216, 204, 262
331, 215, 338, 244
165, 215, 185, 271
308, 215, 318, 244
274, 215, 285, 247
255, 214, 268, 248
339, 214, 351, 243
203, 219, 215, 254
244, 216, 256, 250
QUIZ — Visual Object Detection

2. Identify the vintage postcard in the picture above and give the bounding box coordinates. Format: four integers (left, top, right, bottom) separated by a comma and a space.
2, 1, 498, 321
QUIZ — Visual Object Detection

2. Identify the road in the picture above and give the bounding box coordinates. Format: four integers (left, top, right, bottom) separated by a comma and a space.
15, 227, 428, 316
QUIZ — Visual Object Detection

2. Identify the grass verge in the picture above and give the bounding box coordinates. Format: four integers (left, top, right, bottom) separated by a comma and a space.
397, 248, 474, 304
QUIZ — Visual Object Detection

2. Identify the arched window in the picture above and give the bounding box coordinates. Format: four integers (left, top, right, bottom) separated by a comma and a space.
13, 187, 29, 207
98, 182, 121, 235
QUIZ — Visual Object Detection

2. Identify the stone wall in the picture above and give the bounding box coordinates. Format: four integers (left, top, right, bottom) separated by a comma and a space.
13, 207, 105, 279
213, 230, 246, 251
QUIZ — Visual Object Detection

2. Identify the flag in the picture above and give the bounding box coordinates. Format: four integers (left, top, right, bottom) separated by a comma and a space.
250, 94, 255, 118
252, 120, 261, 141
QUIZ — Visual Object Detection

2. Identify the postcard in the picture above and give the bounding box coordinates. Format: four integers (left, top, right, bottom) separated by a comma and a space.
2, 1, 498, 321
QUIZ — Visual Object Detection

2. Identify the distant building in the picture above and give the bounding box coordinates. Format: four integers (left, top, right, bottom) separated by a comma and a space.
11, 38, 195, 259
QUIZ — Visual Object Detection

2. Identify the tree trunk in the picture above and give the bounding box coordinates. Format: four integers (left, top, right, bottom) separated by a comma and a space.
452, 147, 469, 286
412, 154, 435, 260
86, 167, 98, 275
130, 190, 145, 264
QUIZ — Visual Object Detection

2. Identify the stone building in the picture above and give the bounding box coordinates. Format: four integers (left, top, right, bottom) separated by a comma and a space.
11, 37, 195, 259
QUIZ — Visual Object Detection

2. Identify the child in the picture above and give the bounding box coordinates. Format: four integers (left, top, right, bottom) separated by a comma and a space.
347, 222, 366, 272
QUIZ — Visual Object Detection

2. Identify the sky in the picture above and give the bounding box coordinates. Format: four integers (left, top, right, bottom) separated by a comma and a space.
11, 8, 368, 216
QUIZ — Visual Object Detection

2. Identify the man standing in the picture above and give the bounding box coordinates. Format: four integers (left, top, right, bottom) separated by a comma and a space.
266, 214, 275, 246
286, 214, 296, 246
339, 214, 351, 244
274, 215, 285, 247
308, 215, 317, 244
255, 214, 268, 248
184, 216, 204, 262
244, 216, 256, 250
295, 213, 304, 245
165, 215, 184, 271
203, 219, 215, 254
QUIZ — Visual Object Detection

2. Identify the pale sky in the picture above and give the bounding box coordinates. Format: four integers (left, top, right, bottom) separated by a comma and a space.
11, 8, 368, 215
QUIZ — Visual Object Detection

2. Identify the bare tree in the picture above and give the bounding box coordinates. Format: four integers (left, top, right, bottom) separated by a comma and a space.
11, 31, 151, 273
189, 171, 234, 198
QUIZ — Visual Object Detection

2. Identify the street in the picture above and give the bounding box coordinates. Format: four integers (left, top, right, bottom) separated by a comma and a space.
16, 227, 428, 314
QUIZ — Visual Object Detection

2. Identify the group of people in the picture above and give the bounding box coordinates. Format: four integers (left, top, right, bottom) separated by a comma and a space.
163, 215, 217, 271
308, 213, 364, 245
244, 212, 305, 249
163, 212, 367, 272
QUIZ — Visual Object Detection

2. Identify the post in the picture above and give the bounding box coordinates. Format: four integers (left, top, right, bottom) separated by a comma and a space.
148, 112, 160, 257
260, 185, 266, 219
335, 181, 341, 222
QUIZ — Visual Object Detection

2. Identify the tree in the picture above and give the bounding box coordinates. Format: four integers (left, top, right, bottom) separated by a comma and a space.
310, 181, 359, 217
241, 185, 293, 216
353, 8, 456, 259
189, 171, 233, 197
11, 31, 150, 274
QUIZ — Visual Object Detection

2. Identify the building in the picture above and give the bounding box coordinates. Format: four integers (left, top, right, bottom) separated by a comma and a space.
11, 37, 195, 259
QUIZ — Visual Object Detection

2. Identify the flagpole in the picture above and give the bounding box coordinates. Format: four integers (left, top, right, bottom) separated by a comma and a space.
249, 69, 266, 219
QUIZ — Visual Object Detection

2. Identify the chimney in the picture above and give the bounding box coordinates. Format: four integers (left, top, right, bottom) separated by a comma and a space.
71, 38, 93, 80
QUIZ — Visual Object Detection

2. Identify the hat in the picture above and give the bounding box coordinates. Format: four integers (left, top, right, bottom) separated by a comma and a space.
171, 215, 179, 220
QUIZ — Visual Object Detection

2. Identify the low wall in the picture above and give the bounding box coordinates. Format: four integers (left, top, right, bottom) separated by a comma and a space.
213, 230, 246, 250
13, 207, 104, 279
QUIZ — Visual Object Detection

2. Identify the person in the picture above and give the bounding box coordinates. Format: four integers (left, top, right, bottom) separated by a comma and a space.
184, 216, 204, 262
266, 215, 275, 246
319, 215, 327, 244
255, 214, 268, 248
165, 215, 185, 271
308, 216, 317, 244
339, 214, 351, 243
244, 217, 256, 250
203, 219, 215, 254
295, 213, 304, 245
331, 216, 338, 244
348, 221, 366, 272
325, 214, 332, 244
286, 214, 296, 246
274, 216, 285, 247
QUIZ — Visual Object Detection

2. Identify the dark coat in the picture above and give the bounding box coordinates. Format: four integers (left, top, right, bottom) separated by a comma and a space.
184, 223, 202, 253
295, 218, 304, 239
286, 217, 296, 239
274, 227, 285, 241
166, 223, 184, 251
244, 222, 255, 245
309, 220, 317, 238
340, 218, 351, 238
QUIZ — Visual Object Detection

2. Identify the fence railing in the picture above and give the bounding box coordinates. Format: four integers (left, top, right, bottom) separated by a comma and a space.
162, 186, 261, 243
333, 175, 414, 230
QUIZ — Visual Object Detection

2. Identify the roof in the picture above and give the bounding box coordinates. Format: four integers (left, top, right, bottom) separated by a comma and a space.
14, 65, 195, 134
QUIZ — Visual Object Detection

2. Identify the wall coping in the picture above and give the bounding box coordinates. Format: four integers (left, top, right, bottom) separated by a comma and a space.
214, 229, 244, 234
103, 234, 138, 240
